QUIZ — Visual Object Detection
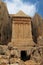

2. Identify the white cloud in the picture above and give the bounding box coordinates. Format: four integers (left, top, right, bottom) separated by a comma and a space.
4, 0, 38, 17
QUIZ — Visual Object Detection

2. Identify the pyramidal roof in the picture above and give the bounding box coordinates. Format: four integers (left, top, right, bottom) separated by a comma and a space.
15, 10, 28, 16
10, 10, 30, 17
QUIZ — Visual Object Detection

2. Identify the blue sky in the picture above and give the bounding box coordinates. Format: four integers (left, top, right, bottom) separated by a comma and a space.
3, 0, 43, 17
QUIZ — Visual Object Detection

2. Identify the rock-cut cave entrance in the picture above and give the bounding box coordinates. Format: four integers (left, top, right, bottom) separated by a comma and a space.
21, 51, 31, 61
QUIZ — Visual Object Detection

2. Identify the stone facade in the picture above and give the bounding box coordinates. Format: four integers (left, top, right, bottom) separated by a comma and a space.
10, 11, 35, 58
0, 1, 43, 65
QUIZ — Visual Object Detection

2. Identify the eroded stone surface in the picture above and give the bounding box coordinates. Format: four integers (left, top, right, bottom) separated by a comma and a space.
0, 1, 12, 45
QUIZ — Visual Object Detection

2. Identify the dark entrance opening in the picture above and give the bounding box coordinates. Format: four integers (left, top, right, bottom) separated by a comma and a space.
21, 51, 31, 61
21, 51, 27, 61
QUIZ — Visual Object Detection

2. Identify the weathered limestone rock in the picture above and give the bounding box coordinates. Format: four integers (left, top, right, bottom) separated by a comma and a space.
37, 36, 43, 46
5, 48, 10, 58
0, 1, 12, 45
40, 59, 43, 65
10, 58, 25, 65
31, 47, 42, 64
25, 60, 39, 65
0, 45, 11, 60
8, 43, 19, 58
0, 45, 8, 55
8, 42, 14, 50
10, 50, 18, 58
0, 55, 9, 64
0, 63, 9, 65
32, 13, 43, 44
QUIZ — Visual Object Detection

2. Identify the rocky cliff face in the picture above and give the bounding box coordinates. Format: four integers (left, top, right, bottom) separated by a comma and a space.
32, 13, 43, 45
0, 1, 12, 45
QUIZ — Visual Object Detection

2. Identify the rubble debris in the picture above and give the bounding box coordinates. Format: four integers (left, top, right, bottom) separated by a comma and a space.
25, 60, 40, 65
31, 48, 42, 64
10, 58, 25, 65
37, 36, 43, 46
0, 56, 9, 64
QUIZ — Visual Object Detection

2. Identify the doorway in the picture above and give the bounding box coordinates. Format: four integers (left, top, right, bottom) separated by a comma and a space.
21, 50, 31, 61
21, 51, 27, 61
